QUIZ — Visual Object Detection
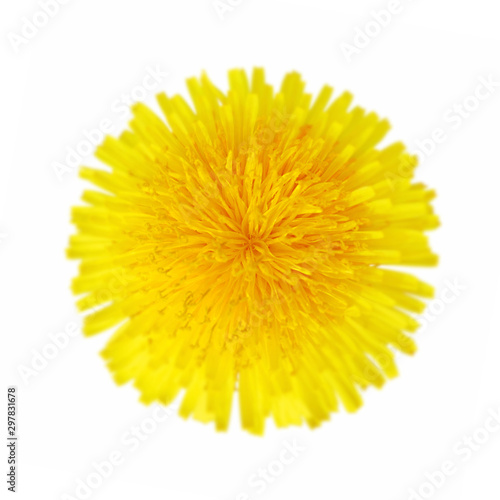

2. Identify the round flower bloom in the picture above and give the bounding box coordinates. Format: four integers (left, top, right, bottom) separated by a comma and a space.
68, 68, 439, 435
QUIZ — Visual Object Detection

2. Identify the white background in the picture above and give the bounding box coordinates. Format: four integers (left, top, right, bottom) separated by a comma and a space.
1, 0, 500, 499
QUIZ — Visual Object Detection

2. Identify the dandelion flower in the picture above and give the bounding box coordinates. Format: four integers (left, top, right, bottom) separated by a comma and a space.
68, 68, 439, 435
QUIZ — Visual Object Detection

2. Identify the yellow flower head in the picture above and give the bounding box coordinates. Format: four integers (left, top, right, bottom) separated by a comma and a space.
68, 68, 439, 435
